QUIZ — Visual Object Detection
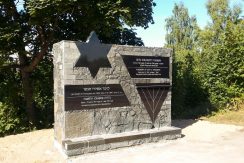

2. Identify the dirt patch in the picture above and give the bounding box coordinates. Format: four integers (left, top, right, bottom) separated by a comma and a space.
203, 107, 244, 126
0, 129, 65, 163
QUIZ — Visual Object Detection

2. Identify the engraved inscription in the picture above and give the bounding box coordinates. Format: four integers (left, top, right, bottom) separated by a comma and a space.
122, 55, 169, 78
65, 84, 130, 111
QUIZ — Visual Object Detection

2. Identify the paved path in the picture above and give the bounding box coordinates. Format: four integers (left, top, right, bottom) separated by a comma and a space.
0, 120, 244, 163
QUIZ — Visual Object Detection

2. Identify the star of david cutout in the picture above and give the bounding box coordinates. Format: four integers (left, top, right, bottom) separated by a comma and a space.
74, 31, 112, 78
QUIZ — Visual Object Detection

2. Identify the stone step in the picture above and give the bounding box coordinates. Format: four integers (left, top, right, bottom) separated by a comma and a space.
62, 126, 181, 156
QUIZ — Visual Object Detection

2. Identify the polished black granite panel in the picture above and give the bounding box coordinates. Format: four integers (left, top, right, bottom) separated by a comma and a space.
122, 55, 169, 78
65, 84, 130, 111
136, 83, 170, 126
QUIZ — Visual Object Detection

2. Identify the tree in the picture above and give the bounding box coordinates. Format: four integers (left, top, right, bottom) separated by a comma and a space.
165, 3, 208, 118
199, 0, 244, 108
0, 0, 155, 127
165, 3, 199, 52
206, 0, 241, 41
164, 0, 243, 118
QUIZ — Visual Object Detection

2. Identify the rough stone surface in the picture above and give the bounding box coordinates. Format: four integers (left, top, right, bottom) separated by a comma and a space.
63, 126, 181, 157
53, 39, 175, 157
65, 111, 93, 138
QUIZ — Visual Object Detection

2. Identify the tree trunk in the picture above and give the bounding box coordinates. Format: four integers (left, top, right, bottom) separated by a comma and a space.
5, 1, 44, 127
18, 52, 37, 127
20, 70, 37, 126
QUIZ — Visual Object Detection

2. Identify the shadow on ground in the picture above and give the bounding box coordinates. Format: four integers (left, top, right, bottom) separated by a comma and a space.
172, 119, 198, 129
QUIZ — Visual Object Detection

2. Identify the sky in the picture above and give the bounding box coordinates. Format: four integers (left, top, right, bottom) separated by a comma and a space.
136, 0, 244, 47
16, 0, 243, 47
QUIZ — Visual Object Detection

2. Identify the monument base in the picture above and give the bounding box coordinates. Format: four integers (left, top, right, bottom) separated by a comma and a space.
61, 126, 181, 157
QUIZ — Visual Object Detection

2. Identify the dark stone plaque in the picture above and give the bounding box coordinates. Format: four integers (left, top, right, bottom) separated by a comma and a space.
136, 83, 170, 126
65, 84, 130, 111
122, 55, 169, 78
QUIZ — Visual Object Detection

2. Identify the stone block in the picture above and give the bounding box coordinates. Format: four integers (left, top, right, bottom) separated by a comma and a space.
54, 126, 63, 144
128, 138, 146, 146
105, 133, 150, 144
65, 111, 93, 138
96, 144, 111, 152
88, 146, 97, 153
165, 100, 171, 105
88, 138, 105, 147
62, 126, 181, 156
110, 141, 129, 149
106, 79, 119, 84
64, 140, 88, 150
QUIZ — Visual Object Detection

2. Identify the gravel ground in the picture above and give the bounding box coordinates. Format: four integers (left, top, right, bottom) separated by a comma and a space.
0, 120, 244, 163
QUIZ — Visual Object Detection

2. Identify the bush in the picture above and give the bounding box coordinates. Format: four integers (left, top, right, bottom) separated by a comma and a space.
0, 102, 28, 136
172, 52, 211, 119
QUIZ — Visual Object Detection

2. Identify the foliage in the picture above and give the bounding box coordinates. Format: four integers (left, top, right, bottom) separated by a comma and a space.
32, 58, 54, 128
166, 0, 244, 118
200, 19, 244, 107
0, 0, 155, 134
165, 3, 199, 51
0, 102, 29, 136
165, 3, 209, 118
198, 0, 244, 108
171, 52, 210, 118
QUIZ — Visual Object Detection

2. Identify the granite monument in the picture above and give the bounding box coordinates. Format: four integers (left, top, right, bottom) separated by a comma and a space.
53, 32, 181, 157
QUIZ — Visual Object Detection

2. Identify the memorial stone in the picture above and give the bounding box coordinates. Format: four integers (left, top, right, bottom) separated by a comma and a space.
53, 31, 181, 157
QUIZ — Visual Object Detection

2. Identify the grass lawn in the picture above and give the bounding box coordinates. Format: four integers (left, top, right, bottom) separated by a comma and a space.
202, 104, 244, 126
